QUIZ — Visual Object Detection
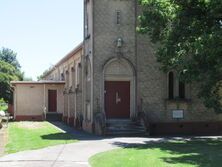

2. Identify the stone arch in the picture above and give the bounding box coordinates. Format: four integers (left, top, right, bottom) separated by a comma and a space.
102, 57, 136, 119
103, 57, 135, 78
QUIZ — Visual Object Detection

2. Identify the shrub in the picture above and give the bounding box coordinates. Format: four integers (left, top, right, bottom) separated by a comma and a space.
0, 98, 8, 112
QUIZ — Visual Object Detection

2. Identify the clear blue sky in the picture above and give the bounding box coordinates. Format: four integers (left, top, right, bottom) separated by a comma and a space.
0, 0, 83, 80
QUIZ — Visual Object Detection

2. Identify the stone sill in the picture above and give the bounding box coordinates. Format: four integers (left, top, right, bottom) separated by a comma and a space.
165, 99, 192, 103
165, 98, 192, 104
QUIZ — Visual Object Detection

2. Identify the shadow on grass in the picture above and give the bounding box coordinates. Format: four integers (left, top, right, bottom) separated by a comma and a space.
111, 138, 222, 167
41, 133, 76, 140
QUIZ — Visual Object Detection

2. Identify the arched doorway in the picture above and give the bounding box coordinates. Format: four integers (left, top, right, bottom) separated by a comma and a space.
103, 58, 136, 119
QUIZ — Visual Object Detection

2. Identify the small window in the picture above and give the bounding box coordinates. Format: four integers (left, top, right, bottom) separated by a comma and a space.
65, 70, 69, 87
75, 62, 81, 87
71, 67, 75, 86
85, 13, 89, 36
179, 81, 185, 99
75, 64, 78, 87
116, 10, 121, 25
61, 73, 64, 81
168, 72, 174, 99
179, 72, 186, 99
69, 67, 73, 87
86, 60, 91, 81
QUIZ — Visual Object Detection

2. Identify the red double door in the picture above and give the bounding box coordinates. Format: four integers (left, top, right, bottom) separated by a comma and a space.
105, 81, 130, 119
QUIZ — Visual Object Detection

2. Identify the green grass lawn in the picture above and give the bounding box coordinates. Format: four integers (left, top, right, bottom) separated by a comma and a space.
5, 121, 77, 154
90, 138, 222, 167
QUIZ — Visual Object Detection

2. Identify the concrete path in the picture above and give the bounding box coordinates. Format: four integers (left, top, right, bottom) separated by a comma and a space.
1, 122, 219, 167
0, 122, 164, 167
0, 136, 165, 167
0, 127, 7, 157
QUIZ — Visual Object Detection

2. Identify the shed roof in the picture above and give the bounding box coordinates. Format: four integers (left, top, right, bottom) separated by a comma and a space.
11, 80, 65, 85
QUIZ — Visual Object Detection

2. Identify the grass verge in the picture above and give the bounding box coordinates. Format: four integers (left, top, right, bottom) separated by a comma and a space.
90, 138, 222, 167
5, 121, 77, 154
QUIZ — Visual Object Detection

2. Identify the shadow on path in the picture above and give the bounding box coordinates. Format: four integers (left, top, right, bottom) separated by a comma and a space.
44, 121, 105, 141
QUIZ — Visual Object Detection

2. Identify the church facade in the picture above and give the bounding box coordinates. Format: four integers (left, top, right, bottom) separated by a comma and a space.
43, 0, 222, 135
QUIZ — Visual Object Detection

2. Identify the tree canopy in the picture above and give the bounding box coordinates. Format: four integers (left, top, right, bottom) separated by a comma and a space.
37, 65, 54, 81
138, 0, 222, 113
0, 60, 20, 103
0, 48, 23, 103
0, 47, 21, 70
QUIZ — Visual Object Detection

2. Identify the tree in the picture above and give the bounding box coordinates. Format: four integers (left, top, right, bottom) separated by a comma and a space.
0, 60, 20, 103
37, 65, 54, 81
0, 47, 21, 70
0, 47, 24, 79
0, 98, 8, 111
23, 77, 33, 81
138, 0, 222, 113
0, 47, 23, 103
37, 69, 49, 81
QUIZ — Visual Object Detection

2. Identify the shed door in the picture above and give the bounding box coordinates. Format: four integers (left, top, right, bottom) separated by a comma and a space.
48, 90, 57, 112
105, 81, 130, 118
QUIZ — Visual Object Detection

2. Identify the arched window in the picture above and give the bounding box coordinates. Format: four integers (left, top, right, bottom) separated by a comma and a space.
168, 72, 174, 99
61, 73, 64, 81
65, 70, 69, 84
75, 61, 81, 87
179, 73, 185, 99
86, 60, 91, 81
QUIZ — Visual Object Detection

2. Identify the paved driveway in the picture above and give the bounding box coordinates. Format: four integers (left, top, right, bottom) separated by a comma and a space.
5, 122, 219, 167
0, 136, 165, 167
0, 127, 7, 156
0, 122, 165, 167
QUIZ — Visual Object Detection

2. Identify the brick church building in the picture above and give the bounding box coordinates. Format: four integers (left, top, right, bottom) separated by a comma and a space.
13, 0, 222, 135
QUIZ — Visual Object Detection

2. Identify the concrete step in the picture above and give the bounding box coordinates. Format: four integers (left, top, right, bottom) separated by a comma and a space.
106, 126, 145, 131
105, 131, 147, 137
105, 119, 146, 136
105, 129, 147, 136
46, 113, 62, 121
106, 119, 142, 125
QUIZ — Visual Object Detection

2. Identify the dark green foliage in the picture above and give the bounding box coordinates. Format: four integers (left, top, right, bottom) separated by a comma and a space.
23, 77, 33, 81
0, 98, 8, 111
0, 48, 23, 103
0, 60, 20, 103
138, 0, 222, 113
0, 47, 21, 70
37, 66, 54, 81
